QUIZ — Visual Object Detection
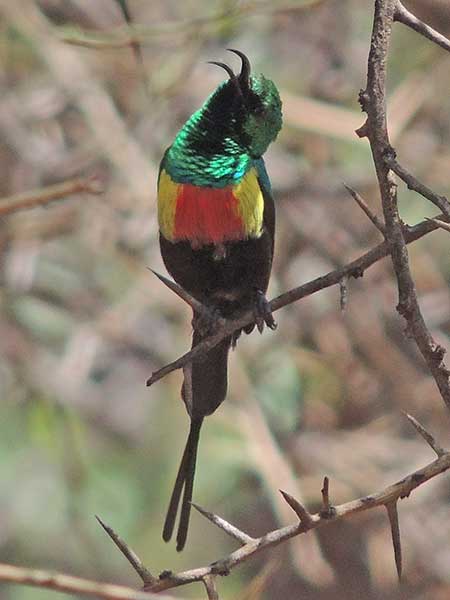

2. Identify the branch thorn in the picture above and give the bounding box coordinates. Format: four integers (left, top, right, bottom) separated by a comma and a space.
191, 503, 254, 545
95, 515, 155, 585
147, 268, 207, 315
279, 490, 313, 527
343, 183, 386, 234
403, 412, 445, 457
320, 477, 335, 518
385, 502, 402, 581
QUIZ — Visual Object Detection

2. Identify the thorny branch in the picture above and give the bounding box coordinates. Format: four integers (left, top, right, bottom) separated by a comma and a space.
358, 0, 450, 410
146, 212, 448, 387
3, 426, 450, 598
3, 2, 450, 600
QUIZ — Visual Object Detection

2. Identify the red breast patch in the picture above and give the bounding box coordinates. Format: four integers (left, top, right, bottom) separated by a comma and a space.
174, 183, 245, 245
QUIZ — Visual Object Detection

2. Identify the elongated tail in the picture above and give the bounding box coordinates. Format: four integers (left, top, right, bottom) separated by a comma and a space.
162, 328, 231, 551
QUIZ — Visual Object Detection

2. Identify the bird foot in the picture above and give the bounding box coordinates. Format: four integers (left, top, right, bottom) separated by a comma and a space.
254, 289, 277, 334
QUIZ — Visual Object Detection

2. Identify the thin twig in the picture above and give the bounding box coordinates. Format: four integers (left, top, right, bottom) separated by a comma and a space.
146, 213, 448, 387
385, 154, 450, 218
0, 175, 103, 217
403, 413, 445, 457
0, 563, 160, 600
359, 0, 450, 411
114, 0, 152, 99
191, 503, 254, 545
339, 276, 348, 312
426, 217, 450, 235
385, 502, 402, 581
95, 516, 155, 585
394, 0, 450, 53
343, 183, 386, 234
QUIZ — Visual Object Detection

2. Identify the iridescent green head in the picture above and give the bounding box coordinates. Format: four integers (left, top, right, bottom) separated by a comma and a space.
165, 50, 282, 187
221, 50, 283, 158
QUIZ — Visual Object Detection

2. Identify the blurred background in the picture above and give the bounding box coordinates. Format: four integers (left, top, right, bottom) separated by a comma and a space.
1, 1, 450, 598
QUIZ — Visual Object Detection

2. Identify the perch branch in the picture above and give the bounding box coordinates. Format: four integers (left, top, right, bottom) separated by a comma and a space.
146, 212, 448, 387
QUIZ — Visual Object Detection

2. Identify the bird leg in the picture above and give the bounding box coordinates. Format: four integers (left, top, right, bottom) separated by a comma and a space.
254, 289, 277, 334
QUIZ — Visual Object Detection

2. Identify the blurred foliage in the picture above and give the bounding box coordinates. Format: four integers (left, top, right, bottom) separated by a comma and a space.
1, 1, 450, 599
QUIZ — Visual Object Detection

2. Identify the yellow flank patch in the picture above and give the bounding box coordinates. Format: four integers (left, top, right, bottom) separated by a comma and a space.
233, 167, 264, 238
158, 169, 180, 241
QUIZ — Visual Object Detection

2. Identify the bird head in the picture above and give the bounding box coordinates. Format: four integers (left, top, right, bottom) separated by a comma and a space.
207, 49, 282, 158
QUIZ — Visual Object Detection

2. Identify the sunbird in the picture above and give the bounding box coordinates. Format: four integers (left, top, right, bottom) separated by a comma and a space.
157, 50, 282, 551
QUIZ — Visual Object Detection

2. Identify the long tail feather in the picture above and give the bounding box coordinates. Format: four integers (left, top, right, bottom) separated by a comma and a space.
176, 419, 202, 551
163, 322, 231, 550
162, 421, 196, 543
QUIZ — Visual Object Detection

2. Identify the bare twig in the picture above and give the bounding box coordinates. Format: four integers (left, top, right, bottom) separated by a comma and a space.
426, 217, 450, 235
95, 516, 155, 585
385, 155, 450, 218
394, 0, 450, 53
343, 183, 386, 234
359, 0, 450, 411
404, 412, 445, 457
146, 213, 448, 387
0, 563, 160, 600
191, 503, 254, 545
114, 1, 150, 93
339, 276, 348, 312
385, 502, 402, 580
0, 175, 103, 217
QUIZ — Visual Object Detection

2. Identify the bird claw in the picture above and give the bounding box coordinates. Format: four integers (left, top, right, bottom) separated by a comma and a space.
254, 289, 277, 333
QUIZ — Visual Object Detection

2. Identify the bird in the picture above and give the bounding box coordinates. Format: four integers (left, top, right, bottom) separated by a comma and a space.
157, 49, 282, 551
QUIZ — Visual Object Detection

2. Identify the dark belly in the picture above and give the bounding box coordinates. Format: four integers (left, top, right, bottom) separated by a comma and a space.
159, 229, 273, 318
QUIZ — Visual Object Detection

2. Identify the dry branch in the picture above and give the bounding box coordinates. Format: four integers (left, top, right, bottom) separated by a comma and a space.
4, 442, 449, 598
146, 212, 448, 387
385, 154, 450, 217
394, 0, 450, 53
0, 563, 162, 600
3, 2, 450, 600
0, 176, 103, 217
359, 0, 450, 410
